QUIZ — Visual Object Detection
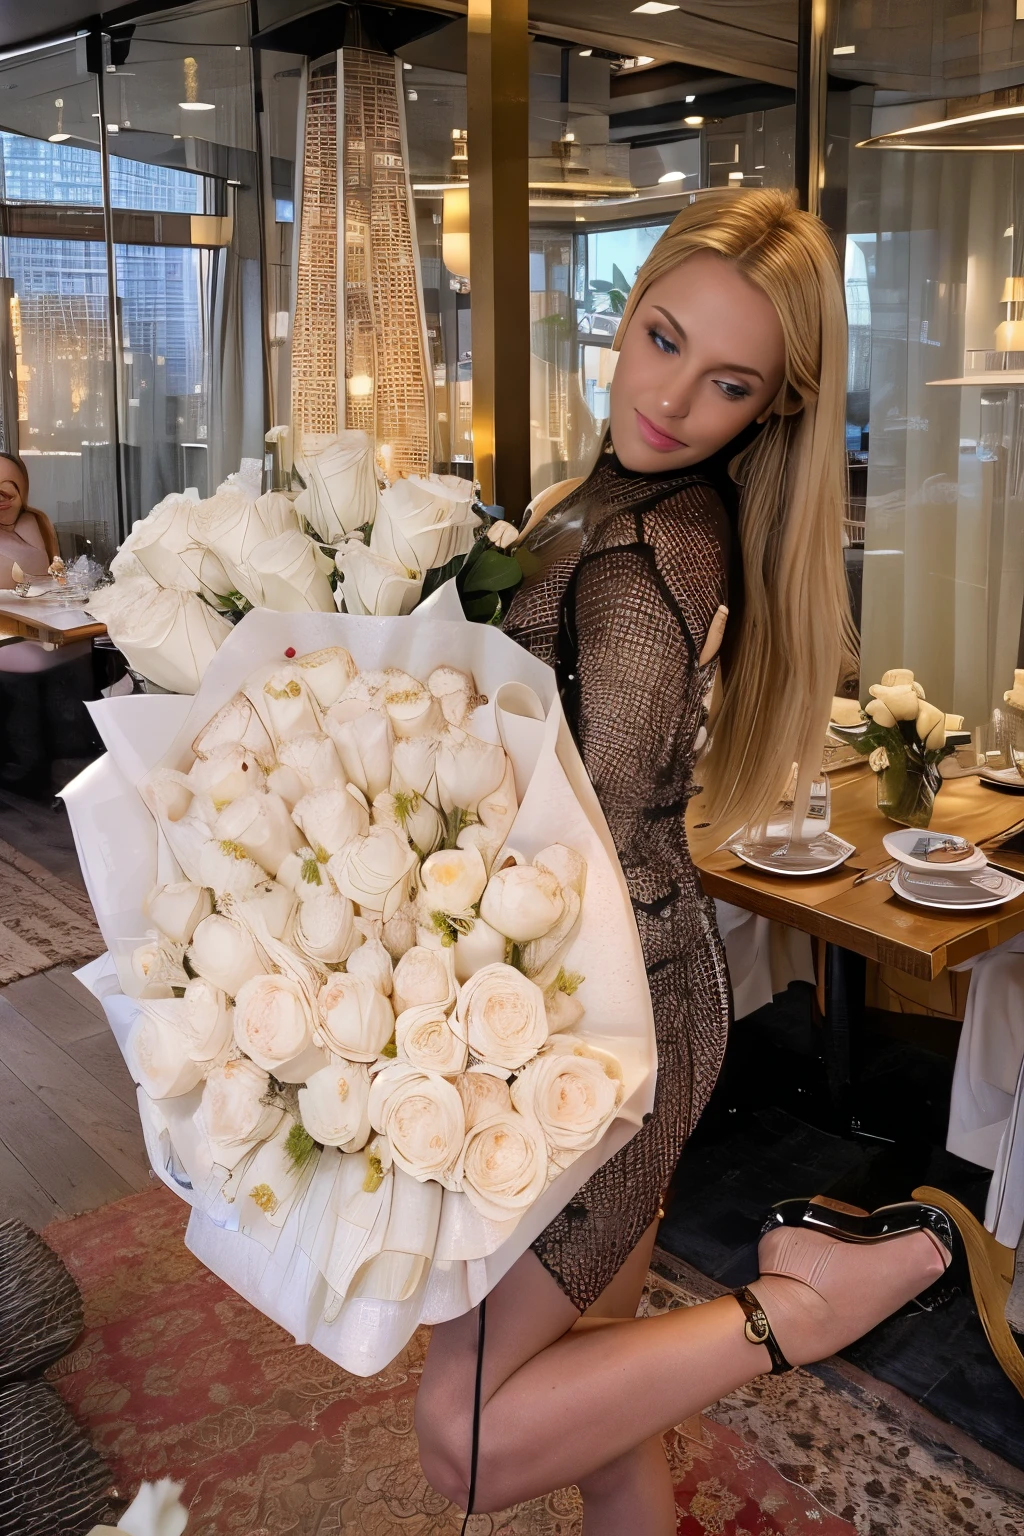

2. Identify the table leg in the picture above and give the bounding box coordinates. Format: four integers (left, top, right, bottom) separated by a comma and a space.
823, 943, 866, 1130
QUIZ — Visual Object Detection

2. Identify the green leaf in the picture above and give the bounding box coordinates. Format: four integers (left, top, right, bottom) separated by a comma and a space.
461, 546, 523, 593
420, 551, 468, 603
285, 1121, 320, 1172
611, 263, 632, 294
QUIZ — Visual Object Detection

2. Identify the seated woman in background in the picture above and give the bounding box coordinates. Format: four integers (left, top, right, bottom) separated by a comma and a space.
0, 454, 58, 588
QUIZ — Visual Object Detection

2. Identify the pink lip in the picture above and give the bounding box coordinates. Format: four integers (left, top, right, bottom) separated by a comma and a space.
635, 410, 686, 452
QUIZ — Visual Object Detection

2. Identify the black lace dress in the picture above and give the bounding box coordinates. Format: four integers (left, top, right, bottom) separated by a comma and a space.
502, 447, 733, 1313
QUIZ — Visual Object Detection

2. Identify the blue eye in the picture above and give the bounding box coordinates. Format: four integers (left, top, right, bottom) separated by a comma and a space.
716, 380, 750, 401
648, 326, 678, 356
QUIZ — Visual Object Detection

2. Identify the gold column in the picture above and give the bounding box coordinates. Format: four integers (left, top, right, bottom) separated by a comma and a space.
467, 0, 531, 518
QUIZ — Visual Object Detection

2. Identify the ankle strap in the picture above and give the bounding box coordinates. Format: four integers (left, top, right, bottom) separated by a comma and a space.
732, 1286, 794, 1376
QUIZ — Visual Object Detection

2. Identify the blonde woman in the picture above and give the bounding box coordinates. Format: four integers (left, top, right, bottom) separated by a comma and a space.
416, 191, 962, 1531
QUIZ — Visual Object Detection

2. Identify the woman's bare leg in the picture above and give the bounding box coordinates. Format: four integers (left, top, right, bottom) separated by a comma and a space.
416, 1222, 947, 1514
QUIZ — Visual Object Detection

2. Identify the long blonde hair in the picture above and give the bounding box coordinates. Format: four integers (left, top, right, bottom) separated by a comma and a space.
612, 189, 856, 852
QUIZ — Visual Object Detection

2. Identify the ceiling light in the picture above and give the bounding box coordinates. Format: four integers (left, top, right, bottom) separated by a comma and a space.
658, 169, 686, 182
180, 101, 215, 110
858, 102, 1024, 151
684, 115, 703, 127
833, 44, 855, 54
403, 61, 412, 69
685, 94, 695, 102
49, 133, 70, 142
636, 55, 654, 64
579, 48, 592, 56
632, 2, 678, 11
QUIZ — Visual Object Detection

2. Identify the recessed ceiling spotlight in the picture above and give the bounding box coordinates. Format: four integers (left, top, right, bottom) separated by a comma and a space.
684, 115, 703, 127
636, 55, 654, 64
685, 94, 695, 102
658, 170, 686, 182
579, 48, 593, 55
632, 2, 678, 11
180, 101, 215, 110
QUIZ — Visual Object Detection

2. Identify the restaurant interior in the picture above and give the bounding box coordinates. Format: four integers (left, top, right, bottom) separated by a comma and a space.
5, 1, 1024, 1532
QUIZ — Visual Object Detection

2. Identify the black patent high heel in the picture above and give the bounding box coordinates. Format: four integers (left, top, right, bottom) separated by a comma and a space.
761, 1196, 966, 1312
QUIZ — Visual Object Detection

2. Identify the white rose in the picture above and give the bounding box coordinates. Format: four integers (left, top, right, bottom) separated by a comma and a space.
452, 917, 507, 983
296, 430, 378, 542
511, 1041, 623, 1152
519, 845, 586, 978
544, 987, 585, 1033
371, 474, 480, 574
395, 1002, 468, 1074
455, 1069, 513, 1128
868, 745, 890, 774
293, 892, 358, 964
143, 881, 212, 945
381, 901, 419, 961
247, 529, 336, 613
192, 694, 274, 766
187, 744, 267, 806
391, 735, 439, 799
298, 1059, 372, 1151
458, 1108, 548, 1222
275, 733, 344, 797
293, 785, 369, 859
867, 682, 920, 722
197, 839, 266, 901
329, 826, 418, 920
880, 667, 915, 687
435, 730, 508, 814
420, 845, 488, 916
255, 668, 322, 742
427, 666, 484, 729
179, 978, 234, 1062
233, 973, 327, 1082
372, 790, 440, 860
277, 845, 334, 902
130, 936, 188, 999
137, 769, 212, 883
345, 935, 394, 995
236, 878, 297, 940
188, 484, 299, 606
392, 945, 456, 1015
188, 913, 265, 997
104, 584, 233, 695
367, 1062, 465, 1185
128, 492, 203, 592
453, 963, 548, 1070
197, 1057, 286, 1170
485, 519, 519, 550
455, 755, 518, 872
864, 698, 897, 729
325, 699, 394, 800
317, 971, 395, 1061
265, 763, 306, 810
480, 861, 564, 943
295, 646, 358, 709
335, 541, 423, 616
127, 1010, 206, 1098
381, 670, 443, 738
215, 792, 302, 877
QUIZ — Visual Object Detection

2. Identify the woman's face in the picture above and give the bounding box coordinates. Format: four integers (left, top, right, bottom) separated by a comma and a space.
0, 462, 25, 526
609, 249, 788, 473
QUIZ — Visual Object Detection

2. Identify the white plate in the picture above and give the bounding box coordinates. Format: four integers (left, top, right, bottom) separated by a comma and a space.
728, 831, 856, 877
889, 864, 1024, 911
979, 765, 1024, 792
881, 828, 988, 873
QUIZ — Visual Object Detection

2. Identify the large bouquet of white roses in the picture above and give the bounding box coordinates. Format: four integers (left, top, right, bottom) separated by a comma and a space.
64, 608, 653, 1374
88, 434, 523, 697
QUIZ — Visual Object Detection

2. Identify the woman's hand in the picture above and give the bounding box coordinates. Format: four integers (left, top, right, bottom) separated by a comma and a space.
698, 604, 728, 667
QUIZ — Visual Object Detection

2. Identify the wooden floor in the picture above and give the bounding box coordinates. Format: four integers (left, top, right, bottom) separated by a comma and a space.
0, 784, 151, 1232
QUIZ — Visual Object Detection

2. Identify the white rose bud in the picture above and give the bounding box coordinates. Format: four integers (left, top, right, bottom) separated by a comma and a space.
452, 917, 507, 983
324, 699, 394, 801
511, 1040, 623, 1152
329, 826, 418, 920
295, 646, 359, 709
298, 1059, 372, 1151
427, 665, 484, 729
130, 936, 188, 999
215, 792, 302, 877
233, 973, 327, 1082
458, 1107, 548, 1222
293, 785, 370, 860
456, 756, 519, 873
179, 978, 234, 1062
198, 1057, 286, 1170
127, 1011, 205, 1098
275, 733, 345, 795
381, 901, 419, 961
864, 698, 897, 729
453, 963, 548, 1070
257, 668, 322, 742
484, 519, 519, 550
236, 878, 297, 941
455, 1069, 514, 1129
293, 892, 359, 964
143, 881, 212, 946
346, 935, 394, 995
316, 971, 395, 1061
192, 693, 274, 766
480, 861, 564, 942
544, 988, 585, 1033
435, 730, 508, 814
391, 735, 440, 797
277, 845, 334, 902
367, 1062, 465, 1185
867, 683, 920, 722
265, 763, 307, 811
395, 1002, 468, 1074
880, 668, 915, 687
187, 744, 266, 807
372, 789, 445, 859
382, 670, 443, 739
198, 839, 267, 901
392, 945, 456, 1015
420, 845, 488, 917
188, 913, 265, 998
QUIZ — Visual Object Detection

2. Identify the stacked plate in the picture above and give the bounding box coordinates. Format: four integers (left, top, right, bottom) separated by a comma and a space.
728, 830, 856, 877
882, 828, 1024, 911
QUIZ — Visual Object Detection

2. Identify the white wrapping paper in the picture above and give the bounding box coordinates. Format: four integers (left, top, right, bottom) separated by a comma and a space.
64, 605, 656, 1374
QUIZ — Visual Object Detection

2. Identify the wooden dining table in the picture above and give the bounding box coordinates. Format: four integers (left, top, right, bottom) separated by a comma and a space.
0, 593, 106, 648
696, 763, 1024, 982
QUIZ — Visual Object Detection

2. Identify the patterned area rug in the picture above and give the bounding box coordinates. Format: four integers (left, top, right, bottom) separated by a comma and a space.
43, 1189, 853, 1535
0, 836, 102, 984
